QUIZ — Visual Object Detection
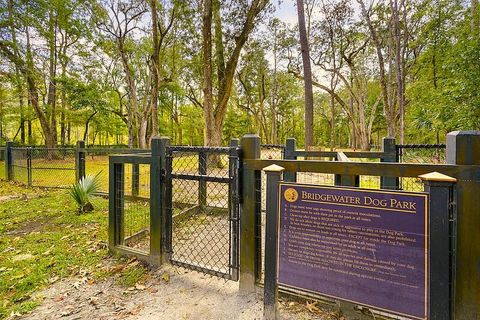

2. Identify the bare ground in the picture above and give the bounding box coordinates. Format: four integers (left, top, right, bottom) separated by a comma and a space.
21, 265, 337, 320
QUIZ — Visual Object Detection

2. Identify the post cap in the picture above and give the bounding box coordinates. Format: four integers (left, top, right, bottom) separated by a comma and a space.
419, 172, 457, 183
263, 164, 285, 172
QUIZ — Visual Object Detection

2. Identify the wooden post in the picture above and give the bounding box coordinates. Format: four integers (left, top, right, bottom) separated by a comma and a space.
284, 138, 296, 182
131, 163, 140, 197
151, 136, 169, 264
420, 172, 456, 320
380, 137, 398, 189
240, 134, 261, 292
446, 131, 480, 319
198, 151, 207, 208
75, 141, 85, 182
27, 147, 32, 186
6, 141, 13, 181
263, 164, 283, 320
109, 160, 124, 248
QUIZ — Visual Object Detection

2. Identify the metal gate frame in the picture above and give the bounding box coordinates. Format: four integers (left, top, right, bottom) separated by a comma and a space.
165, 145, 240, 280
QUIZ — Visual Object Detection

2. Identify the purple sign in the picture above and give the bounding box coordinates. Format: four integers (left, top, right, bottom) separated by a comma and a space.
278, 183, 428, 319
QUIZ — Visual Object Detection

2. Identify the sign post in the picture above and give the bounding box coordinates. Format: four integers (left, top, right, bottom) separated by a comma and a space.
263, 165, 284, 320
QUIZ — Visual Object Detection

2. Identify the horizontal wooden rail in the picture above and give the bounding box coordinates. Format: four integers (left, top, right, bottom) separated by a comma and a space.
109, 154, 152, 164
245, 159, 480, 181
294, 150, 392, 159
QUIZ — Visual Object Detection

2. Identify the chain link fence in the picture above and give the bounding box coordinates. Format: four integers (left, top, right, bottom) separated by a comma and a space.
10, 147, 77, 188
396, 144, 446, 192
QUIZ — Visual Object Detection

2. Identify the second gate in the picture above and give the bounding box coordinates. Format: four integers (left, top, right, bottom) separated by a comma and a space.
165, 145, 240, 280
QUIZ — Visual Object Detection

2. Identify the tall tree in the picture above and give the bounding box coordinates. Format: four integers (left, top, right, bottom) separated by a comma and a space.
296, 0, 314, 148
202, 0, 269, 146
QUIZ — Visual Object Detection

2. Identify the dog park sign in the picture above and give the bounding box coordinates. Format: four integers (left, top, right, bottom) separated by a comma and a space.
278, 183, 428, 319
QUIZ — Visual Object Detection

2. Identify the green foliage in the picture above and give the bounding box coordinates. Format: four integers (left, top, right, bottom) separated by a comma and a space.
68, 173, 102, 213
0, 181, 147, 318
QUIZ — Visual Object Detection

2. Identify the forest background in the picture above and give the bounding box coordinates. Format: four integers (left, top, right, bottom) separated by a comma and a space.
0, 0, 479, 150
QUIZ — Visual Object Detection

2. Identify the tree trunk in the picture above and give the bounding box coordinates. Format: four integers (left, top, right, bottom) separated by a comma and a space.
392, 0, 405, 144
357, 0, 395, 138
119, 40, 138, 148
47, 8, 58, 147
139, 118, 148, 149
149, 0, 160, 138
202, 0, 214, 146
473, 0, 479, 31
296, 0, 314, 148
330, 95, 335, 151
203, 0, 269, 146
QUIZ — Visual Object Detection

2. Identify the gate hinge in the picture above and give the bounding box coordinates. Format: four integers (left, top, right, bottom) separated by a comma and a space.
448, 201, 456, 220
232, 194, 241, 204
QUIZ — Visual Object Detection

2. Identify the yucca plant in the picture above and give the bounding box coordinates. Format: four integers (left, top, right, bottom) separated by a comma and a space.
68, 172, 102, 213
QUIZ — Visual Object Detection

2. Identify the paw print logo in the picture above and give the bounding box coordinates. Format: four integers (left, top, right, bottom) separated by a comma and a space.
284, 188, 298, 203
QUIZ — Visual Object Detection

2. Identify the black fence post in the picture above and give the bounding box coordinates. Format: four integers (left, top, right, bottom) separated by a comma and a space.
109, 160, 124, 248
230, 138, 240, 280
446, 131, 480, 319
76, 141, 85, 182
240, 134, 261, 292
263, 164, 283, 320
380, 137, 398, 189
27, 147, 32, 186
6, 141, 13, 181
198, 151, 207, 208
419, 172, 456, 320
151, 136, 169, 264
284, 138, 296, 182
131, 164, 140, 197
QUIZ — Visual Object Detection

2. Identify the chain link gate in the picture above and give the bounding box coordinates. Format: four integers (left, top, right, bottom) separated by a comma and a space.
165, 146, 240, 280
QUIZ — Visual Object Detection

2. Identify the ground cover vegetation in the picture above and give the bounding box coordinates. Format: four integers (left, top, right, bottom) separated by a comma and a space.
0, 0, 478, 151
0, 181, 149, 318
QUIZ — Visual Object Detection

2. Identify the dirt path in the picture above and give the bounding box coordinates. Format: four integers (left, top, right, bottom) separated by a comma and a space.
22, 265, 332, 320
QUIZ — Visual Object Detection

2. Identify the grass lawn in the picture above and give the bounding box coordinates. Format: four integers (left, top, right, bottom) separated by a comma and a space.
0, 181, 149, 319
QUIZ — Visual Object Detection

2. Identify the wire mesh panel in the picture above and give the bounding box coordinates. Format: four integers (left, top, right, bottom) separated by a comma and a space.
397, 145, 446, 164
166, 146, 239, 280
30, 148, 76, 187
397, 145, 445, 191
260, 144, 285, 160
86, 148, 149, 193
11, 148, 29, 184
120, 163, 151, 253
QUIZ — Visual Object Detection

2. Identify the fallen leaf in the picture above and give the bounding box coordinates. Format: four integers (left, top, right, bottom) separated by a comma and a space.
306, 301, 320, 313
135, 284, 146, 291
12, 253, 34, 261
160, 272, 170, 283
127, 303, 145, 315
72, 277, 88, 289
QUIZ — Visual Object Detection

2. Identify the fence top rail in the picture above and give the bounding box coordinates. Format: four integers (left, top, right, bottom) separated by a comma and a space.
109, 153, 152, 164
11, 146, 76, 151
396, 144, 446, 149
261, 144, 285, 149
168, 146, 234, 153
84, 148, 149, 153
247, 159, 479, 181
294, 150, 391, 159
